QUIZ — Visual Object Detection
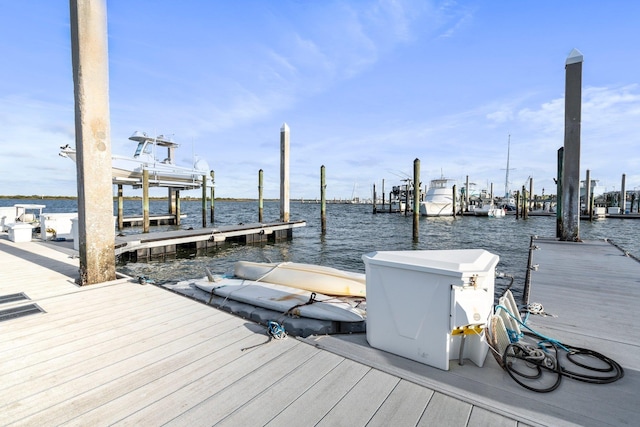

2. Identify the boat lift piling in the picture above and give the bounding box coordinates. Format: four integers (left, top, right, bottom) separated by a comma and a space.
143, 170, 150, 233
117, 185, 124, 230
201, 173, 207, 227
70, 0, 117, 285
585, 169, 592, 218
465, 175, 470, 212
321, 165, 327, 234
452, 185, 457, 217
620, 173, 626, 215
372, 183, 377, 214
210, 170, 215, 223
412, 158, 420, 242
280, 123, 290, 223
258, 169, 264, 223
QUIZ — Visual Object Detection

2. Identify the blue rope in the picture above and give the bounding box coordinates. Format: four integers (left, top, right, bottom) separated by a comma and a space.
267, 321, 287, 340
494, 304, 569, 352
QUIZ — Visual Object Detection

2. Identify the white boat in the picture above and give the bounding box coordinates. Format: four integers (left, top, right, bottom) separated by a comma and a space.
194, 277, 365, 322
474, 204, 505, 218
419, 177, 458, 216
234, 261, 366, 297
59, 131, 212, 190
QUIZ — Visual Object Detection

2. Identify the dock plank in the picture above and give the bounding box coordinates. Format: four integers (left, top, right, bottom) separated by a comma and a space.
114, 337, 305, 426
41, 324, 267, 425
418, 392, 472, 426
0, 304, 227, 388
264, 359, 371, 426
366, 379, 433, 427
165, 342, 321, 425
215, 350, 345, 426
315, 368, 400, 427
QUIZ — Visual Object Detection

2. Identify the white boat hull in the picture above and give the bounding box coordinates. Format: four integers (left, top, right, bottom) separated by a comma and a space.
234, 261, 366, 297
194, 277, 365, 322
474, 206, 505, 217
419, 201, 454, 216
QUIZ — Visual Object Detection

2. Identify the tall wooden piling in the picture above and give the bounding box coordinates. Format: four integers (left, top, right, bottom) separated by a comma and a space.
529, 177, 534, 212
452, 185, 457, 217
560, 48, 583, 241
585, 169, 591, 217
175, 190, 181, 226
117, 185, 124, 230
201, 173, 207, 227
372, 184, 377, 214
556, 147, 564, 237
413, 158, 420, 241
143, 170, 149, 233
465, 175, 470, 212
382, 179, 385, 210
320, 165, 326, 234
522, 185, 528, 219
258, 169, 264, 223
620, 174, 626, 214
280, 123, 290, 222
168, 188, 177, 220
210, 170, 215, 224
69, 0, 116, 285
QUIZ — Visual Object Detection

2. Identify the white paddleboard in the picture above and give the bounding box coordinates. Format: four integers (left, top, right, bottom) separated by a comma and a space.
194, 277, 365, 322
234, 261, 367, 297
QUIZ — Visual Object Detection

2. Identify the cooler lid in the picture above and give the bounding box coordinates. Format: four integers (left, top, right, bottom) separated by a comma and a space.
362, 249, 499, 276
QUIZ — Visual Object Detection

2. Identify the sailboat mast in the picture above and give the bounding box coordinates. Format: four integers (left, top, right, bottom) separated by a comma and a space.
504, 134, 511, 198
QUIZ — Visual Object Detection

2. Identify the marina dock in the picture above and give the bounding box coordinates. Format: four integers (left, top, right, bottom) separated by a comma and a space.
115, 220, 306, 261
1, 234, 638, 426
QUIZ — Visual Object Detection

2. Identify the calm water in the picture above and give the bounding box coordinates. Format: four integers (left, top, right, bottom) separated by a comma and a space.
2, 198, 638, 300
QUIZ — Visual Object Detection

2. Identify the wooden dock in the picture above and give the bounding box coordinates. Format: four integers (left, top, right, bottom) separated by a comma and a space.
115, 220, 306, 261
1, 234, 638, 426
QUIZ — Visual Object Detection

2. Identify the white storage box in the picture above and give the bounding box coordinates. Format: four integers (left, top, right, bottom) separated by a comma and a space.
362, 249, 499, 371
8, 223, 34, 243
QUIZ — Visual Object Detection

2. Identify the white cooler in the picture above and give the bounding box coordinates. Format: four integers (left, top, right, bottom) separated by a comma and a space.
8, 223, 34, 242
362, 249, 499, 370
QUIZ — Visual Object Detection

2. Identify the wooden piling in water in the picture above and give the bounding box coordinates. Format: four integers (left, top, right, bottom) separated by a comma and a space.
585, 169, 592, 218
320, 165, 326, 234
372, 183, 377, 214
522, 185, 528, 219
117, 185, 124, 230
621, 173, 626, 215
465, 175, 469, 212
452, 185, 457, 217
175, 190, 181, 226
210, 170, 215, 224
556, 147, 564, 238
258, 169, 264, 223
413, 158, 420, 241
201, 173, 207, 227
280, 123, 290, 222
143, 169, 149, 233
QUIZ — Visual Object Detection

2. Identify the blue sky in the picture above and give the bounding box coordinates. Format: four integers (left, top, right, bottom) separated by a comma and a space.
1, 1, 639, 199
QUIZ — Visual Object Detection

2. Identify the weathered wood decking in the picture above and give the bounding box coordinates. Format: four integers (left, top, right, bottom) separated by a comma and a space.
1, 235, 638, 426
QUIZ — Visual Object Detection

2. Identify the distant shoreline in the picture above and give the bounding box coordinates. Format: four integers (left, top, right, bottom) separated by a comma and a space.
0, 195, 294, 202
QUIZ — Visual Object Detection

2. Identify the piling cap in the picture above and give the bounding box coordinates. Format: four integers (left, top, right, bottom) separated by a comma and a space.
566, 48, 584, 65
281, 123, 289, 132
